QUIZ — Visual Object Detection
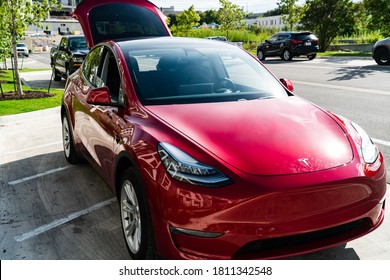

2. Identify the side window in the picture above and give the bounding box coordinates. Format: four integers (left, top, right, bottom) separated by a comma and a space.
98, 50, 124, 106
59, 37, 67, 49
82, 46, 103, 86
268, 35, 278, 43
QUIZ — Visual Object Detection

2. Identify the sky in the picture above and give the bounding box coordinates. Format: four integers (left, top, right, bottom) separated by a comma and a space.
150, 0, 290, 14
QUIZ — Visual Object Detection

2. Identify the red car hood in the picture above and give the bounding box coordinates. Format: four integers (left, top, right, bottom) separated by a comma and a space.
147, 97, 353, 176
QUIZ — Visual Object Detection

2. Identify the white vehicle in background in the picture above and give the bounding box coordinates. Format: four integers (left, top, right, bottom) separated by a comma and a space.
16, 43, 29, 57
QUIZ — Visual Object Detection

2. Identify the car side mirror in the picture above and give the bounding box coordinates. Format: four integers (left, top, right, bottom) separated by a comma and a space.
280, 78, 294, 92
87, 87, 111, 105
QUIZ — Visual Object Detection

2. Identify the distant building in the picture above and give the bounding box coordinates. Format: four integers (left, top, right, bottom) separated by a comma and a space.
27, 0, 81, 35
159, 6, 181, 15
245, 15, 286, 30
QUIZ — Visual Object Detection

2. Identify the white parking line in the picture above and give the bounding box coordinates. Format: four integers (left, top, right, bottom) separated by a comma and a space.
373, 138, 390, 147
294, 80, 390, 96
8, 166, 72, 186
14, 197, 117, 242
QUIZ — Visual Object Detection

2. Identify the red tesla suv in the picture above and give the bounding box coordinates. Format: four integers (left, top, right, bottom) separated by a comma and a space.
61, 0, 387, 259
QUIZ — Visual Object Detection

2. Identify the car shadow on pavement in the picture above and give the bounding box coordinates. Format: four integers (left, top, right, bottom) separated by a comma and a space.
21, 78, 66, 90
285, 243, 360, 260
0, 151, 129, 260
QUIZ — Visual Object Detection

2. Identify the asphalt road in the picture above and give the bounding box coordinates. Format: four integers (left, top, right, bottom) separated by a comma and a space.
0, 53, 389, 260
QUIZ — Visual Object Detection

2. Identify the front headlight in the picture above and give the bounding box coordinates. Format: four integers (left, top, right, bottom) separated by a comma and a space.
72, 56, 84, 63
351, 122, 379, 164
158, 142, 232, 187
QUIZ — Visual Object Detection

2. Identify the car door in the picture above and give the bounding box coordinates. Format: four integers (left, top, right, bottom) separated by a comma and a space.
72, 0, 171, 48
73, 45, 126, 178
265, 34, 281, 55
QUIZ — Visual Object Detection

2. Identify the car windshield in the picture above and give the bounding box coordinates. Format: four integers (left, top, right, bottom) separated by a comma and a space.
123, 42, 288, 105
69, 38, 88, 51
17, 43, 26, 47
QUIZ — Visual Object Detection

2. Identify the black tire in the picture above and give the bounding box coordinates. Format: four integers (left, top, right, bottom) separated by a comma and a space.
120, 168, 155, 260
257, 49, 266, 61
53, 68, 61, 81
307, 53, 317, 60
373, 47, 390, 65
281, 49, 293, 61
62, 115, 80, 164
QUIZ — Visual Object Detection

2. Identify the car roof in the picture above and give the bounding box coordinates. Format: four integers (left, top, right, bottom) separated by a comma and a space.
277, 31, 312, 35
116, 36, 238, 50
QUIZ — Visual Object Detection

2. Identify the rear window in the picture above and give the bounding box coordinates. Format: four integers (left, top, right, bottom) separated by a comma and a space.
295, 33, 317, 40
89, 3, 169, 45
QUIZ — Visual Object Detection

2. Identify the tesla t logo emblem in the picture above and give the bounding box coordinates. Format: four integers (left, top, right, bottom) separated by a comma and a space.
298, 158, 310, 167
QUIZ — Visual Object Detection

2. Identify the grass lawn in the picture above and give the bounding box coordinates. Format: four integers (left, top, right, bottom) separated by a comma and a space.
0, 69, 63, 116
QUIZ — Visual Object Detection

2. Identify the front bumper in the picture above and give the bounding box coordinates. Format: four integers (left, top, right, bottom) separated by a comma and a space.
144, 153, 386, 260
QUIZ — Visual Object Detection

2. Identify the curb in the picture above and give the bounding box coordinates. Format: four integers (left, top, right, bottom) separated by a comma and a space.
317, 56, 373, 61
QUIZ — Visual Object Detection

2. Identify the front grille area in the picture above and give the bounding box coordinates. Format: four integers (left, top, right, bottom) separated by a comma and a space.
233, 218, 372, 259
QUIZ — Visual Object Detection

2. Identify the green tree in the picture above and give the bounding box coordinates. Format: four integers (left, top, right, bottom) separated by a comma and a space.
0, 0, 60, 96
364, 0, 390, 37
217, 0, 246, 40
199, 9, 219, 25
176, 5, 200, 36
167, 13, 177, 27
0, 5, 11, 67
277, 0, 303, 31
300, 0, 356, 52
263, 7, 283, 17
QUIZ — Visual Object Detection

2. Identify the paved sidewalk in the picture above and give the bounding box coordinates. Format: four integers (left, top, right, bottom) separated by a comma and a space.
20, 70, 65, 89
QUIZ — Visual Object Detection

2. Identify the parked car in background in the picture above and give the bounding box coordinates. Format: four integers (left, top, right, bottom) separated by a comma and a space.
50, 35, 89, 81
257, 31, 319, 61
205, 36, 243, 48
372, 37, 390, 65
61, 0, 387, 260
205, 36, 228, 42
12, 43, 29, 57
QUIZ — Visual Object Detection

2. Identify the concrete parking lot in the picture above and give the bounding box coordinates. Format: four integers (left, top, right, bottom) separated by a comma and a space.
0, 54, 389, 260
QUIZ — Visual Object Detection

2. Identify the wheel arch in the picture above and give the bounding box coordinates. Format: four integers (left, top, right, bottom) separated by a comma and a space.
115, 152, 138, 200
116, 152, 159, 259
374, 45, 390, 55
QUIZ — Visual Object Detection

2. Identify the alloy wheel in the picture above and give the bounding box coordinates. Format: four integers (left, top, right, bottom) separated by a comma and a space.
62, 117, 71, 159
121, 180, 142, 254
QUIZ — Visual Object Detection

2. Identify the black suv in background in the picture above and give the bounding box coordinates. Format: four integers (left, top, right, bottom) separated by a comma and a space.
50, 35, 89, 81
257, 31, 319, 61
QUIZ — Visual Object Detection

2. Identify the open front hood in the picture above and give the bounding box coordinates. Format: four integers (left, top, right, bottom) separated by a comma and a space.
147, 97, 354, 176
72, 0, 171, 48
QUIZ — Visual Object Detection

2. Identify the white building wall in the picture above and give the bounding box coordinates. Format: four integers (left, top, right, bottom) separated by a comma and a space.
246, 15, 286, 30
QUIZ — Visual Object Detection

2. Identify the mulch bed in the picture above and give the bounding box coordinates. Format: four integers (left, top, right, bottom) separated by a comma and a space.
0, 91, 54, 101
